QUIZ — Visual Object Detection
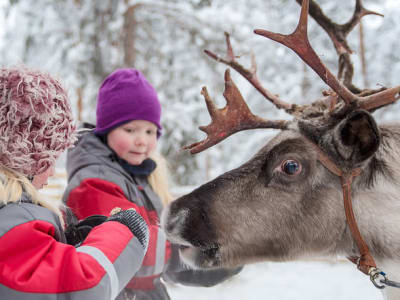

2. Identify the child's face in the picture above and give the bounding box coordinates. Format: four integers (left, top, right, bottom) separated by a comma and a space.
107, 119, 158, 165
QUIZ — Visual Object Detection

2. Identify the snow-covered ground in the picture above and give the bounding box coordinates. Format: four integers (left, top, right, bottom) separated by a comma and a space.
167, 260, 383, 300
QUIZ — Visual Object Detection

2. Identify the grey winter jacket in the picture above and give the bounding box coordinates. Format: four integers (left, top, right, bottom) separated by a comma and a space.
62, 130, 242, 300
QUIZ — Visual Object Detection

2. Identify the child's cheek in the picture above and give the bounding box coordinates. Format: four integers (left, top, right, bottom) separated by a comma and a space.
112, 138, 131, 155
149, 139, 158, 152
120, 140, 132, 152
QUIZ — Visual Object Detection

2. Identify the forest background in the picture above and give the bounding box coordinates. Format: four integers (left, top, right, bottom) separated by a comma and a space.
1, 1, 399, 299
1, 0, 399, 187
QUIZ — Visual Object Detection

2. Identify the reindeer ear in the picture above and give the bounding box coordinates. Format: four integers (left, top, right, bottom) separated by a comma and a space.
333, 110, 380, 164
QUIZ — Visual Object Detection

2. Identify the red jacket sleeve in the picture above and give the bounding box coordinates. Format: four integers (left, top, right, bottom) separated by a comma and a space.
0, 217, 143, 296
66, 178, 149, 220
66, 178, 171, 288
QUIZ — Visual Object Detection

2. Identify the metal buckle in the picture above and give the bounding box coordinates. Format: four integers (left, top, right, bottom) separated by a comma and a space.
369, 267, 387, 289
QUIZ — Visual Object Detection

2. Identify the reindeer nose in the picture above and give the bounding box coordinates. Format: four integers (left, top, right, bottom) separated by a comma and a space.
165, 208, 188, 234
162, 192, 219, 248
161, 201, 190, 243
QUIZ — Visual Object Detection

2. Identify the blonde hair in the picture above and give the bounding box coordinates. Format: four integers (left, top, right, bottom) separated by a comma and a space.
148, 152, 174, 206
0, 166, 64, 226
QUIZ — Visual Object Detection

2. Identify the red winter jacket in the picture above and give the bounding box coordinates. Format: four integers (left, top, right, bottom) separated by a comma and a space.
0, 196, 146, 300
63, 130, 243, 300
65, 177, 171, 291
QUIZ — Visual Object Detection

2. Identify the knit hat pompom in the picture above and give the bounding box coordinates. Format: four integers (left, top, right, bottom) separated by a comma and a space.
0, 66, 77, 176
94, 68, 162, 136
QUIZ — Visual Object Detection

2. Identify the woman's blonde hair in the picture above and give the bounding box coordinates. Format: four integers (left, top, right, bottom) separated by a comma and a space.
0, 165, 64, 226
148, 152, 174, 206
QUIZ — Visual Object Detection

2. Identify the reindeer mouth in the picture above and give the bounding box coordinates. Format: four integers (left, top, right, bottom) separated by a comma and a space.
179, 244, 221, 269
161, 202, 222, 268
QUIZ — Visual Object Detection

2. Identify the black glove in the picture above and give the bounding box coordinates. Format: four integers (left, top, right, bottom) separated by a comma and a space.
65, 215, 108, 246
106, 209, 149, 251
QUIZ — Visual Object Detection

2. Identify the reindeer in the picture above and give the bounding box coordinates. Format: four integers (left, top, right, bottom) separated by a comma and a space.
161, 0, 400, 299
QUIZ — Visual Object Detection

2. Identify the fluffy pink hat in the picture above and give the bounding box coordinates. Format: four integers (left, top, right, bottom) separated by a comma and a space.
0, 67, 77, 177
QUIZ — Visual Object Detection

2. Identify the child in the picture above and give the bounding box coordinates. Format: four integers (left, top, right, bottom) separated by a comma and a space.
0, 66, 150, 300
63, 68, 241, 300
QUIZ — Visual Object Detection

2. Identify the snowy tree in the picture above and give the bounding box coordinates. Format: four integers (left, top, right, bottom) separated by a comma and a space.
1, 0, 399, 186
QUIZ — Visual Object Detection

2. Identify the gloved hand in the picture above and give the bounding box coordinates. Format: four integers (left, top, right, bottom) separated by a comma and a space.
65, 215, 108, 246
106, 208, 149, 251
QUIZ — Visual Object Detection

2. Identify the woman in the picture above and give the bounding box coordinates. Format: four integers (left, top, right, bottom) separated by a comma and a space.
0, 66, 150, 300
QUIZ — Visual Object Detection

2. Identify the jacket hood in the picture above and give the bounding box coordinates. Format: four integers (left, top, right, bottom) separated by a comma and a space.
66, 130, 123, 181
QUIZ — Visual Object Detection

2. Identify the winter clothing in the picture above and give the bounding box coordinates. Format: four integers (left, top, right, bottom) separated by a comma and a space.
0, 193, 148, 300
107, 209, 150, 250
64, 214, 108, 246
65, 210, 149, 250
0, 67, 76, 176
63, 129, 242, 300
0, 66, 151, 300
94, 69, 162, 136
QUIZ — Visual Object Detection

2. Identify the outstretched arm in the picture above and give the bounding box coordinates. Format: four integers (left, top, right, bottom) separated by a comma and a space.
0, 203, 146, 300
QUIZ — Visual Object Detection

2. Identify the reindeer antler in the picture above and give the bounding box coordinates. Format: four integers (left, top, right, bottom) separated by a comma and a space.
255, 0, 400, 111
300, 0, 383, 93
255, 0, 359, 106
204, 32, 293, 112
300, 0, 383, 56
184, 69, 290, 154
185, 0, 400, 154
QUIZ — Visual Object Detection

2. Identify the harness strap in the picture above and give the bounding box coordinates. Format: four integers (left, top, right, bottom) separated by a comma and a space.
341, 171, 376, 275
306, 140, 376, 275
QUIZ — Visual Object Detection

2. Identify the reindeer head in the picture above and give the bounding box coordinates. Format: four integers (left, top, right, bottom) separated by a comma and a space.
162, 0, 400, 271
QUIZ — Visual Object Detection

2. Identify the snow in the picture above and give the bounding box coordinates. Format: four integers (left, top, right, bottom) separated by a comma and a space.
2, 0, 399, 186
167, 260, 383, 300
3, 2, 399, 299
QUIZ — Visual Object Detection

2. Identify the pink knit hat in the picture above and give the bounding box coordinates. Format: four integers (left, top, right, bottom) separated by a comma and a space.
0, 67, 77, 177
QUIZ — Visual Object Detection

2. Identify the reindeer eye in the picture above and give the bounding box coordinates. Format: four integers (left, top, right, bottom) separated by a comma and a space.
281, 160, 301, 175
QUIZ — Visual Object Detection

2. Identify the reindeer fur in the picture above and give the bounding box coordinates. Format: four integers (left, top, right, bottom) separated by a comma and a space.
162, 117, 400, 299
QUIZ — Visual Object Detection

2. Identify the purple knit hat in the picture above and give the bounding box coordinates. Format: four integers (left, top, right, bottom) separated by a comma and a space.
94, 68, 162, 136
0, 66, 77, 177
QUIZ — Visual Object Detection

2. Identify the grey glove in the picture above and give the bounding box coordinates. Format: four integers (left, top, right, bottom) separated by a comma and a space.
106, 208, 149, 251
